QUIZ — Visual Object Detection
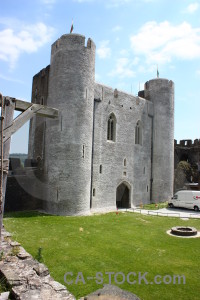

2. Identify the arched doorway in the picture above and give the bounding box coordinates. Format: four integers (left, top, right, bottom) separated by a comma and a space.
116, 182, 130, 208
180, 153, 189, 162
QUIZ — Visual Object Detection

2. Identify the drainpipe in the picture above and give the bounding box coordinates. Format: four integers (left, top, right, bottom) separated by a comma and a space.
149, 114, 154, 203
90, 99, 96, 209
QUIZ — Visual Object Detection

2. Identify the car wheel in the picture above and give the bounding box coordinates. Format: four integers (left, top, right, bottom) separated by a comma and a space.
169, 203, 174, 208
194, 206, 199, 212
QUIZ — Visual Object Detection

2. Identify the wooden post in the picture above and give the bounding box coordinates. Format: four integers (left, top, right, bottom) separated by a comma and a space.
0, 97, 15, 240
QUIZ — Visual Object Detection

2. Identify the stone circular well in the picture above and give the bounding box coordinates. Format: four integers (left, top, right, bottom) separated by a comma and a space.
171, 226, 197, 236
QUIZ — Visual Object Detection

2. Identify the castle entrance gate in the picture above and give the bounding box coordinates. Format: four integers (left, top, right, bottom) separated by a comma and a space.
116, 182, 130, 208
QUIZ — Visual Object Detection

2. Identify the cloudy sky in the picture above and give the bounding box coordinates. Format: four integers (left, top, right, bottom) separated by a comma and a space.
1, 0, 200, 153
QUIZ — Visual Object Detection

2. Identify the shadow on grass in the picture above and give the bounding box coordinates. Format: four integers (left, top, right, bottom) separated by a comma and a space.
4, 210, 53, 219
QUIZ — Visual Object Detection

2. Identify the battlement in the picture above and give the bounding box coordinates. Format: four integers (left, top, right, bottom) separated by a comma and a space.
51, 34, 96, 56
174, 139, 200, 147
144, 78, 174, 90
33, 65, 50, 80
141, 78, 174, 102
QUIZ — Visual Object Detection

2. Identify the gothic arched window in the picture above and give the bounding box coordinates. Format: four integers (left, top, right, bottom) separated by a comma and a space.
107, 113, 116, 141
135, 120, 142, 145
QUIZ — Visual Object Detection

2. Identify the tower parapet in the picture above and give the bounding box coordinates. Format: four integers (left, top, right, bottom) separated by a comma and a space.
51, 34, 95, 60
175, 139, 200, 147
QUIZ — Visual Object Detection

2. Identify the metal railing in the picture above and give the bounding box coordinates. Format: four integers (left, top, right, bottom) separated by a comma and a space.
124, 208, 200, 219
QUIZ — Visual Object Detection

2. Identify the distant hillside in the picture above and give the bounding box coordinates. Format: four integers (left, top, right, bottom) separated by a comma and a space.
9, 153, 28, 166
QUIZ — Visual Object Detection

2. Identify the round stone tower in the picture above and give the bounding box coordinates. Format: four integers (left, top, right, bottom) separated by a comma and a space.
44, 34, 96, 215
144, 78, 174, 202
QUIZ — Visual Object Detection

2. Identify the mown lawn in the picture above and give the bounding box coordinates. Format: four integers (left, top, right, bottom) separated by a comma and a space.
3, 211, 200, 300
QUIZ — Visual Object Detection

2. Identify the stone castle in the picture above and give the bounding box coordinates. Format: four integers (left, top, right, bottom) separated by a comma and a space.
27, 33, 174, 215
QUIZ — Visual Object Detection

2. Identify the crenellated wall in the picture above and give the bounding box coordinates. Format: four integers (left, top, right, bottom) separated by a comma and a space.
175, 139, 200, 147
174, 139, 200, 168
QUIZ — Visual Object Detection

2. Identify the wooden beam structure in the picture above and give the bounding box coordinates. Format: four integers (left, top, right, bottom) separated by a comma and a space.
0, 95, 59, 240
1, 97, 58, 144
0, 96, 58, 116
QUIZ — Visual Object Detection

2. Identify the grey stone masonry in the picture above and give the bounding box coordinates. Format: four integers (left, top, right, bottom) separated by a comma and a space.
0, 228, 75, 300
27, 33, 175, 216
92, 83, 152, 209
43, 34, 96, 215
144, 79, 174, 202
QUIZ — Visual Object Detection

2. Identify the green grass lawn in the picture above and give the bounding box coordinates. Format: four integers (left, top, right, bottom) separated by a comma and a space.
3, 211, 200, 300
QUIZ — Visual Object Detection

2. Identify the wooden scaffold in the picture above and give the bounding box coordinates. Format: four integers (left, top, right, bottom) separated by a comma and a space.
0, 93, 58, 240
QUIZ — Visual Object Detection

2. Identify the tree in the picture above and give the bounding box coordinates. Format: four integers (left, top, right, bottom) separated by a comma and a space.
174, 161, 193, 190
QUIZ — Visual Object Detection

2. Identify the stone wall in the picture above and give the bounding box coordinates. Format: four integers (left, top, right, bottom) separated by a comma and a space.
5, 174, 42, 212
5, 160, 44, 213
92, 83, 152, 209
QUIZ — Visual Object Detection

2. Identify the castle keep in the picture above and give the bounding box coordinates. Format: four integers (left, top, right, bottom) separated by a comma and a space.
28, 33, 174, 215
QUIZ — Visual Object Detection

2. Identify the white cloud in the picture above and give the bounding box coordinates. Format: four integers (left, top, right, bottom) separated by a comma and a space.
97, 40, 111, 59
73, 0, 156, 7
109, 57, 136, 78
106, 0, 131, 8
73, 0, 131, 7
41, 0, 57, 4
112, 25, 122, 32
73, 0, 94, 2
0, 73, 24, 84
130, 21, 200, 65
40, 0, 57, 9
119, 49, 129, 56
0, 22, 54, 69
132, 57, 140, 65
185, 2, 199, 14
137, 64, 155, 75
